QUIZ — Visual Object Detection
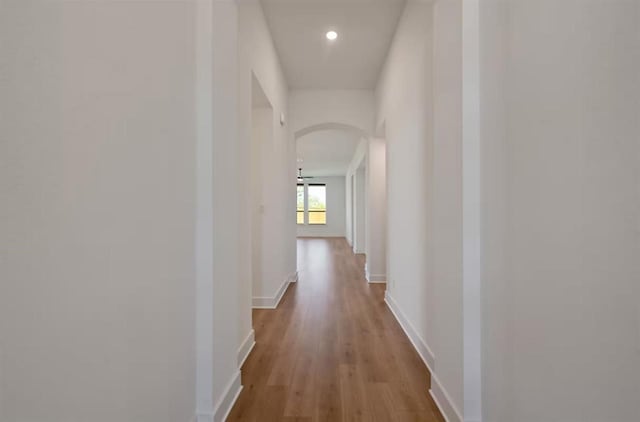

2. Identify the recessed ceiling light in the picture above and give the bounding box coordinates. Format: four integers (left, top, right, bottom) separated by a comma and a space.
326, 31, 338, 41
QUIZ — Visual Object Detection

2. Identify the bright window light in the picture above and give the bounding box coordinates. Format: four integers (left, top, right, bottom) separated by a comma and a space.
297, 184, 305, 225
307, 184, 327, 225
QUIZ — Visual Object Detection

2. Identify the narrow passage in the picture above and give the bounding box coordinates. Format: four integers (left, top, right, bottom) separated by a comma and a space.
228, 238, 445, 422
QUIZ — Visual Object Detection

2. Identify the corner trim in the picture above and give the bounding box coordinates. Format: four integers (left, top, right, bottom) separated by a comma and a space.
384, 290, 435, 371
430, 373, 463, 422
238, 329, 256, 368
212, 371, 242, 422
252, 272, 297, 309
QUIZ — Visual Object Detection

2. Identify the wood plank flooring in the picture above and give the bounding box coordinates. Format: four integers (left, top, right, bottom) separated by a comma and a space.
227, 238, 445, 422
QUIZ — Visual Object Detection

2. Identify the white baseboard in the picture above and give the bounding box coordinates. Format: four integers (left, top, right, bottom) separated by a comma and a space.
194, 412, 212, 422
384, 291, 435, 371
367, 273, 386, 284
365, 267, 386, 283
238, 329, 256, 368
194, 412, 213, 422
385, 291, 461, 422
212, 371, 242, 422
296, 234, 345, 238
252, 272, 297, 309
429, 373, 463, 422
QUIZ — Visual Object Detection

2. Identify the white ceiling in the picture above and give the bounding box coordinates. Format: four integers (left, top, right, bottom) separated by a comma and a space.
261, 0, 406, 89
297, 130, 360, 177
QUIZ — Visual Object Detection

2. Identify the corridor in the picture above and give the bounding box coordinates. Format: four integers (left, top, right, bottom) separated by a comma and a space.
3, 1, 638, 421
228, 238, 445, 421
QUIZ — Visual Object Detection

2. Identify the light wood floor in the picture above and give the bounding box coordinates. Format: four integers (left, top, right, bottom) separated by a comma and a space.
227, 238, 445, 422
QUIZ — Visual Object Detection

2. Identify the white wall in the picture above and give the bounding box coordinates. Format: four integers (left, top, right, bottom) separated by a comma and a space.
354, 166, 367, 254
345, 140, 368, 247
431, 0, 464, 420
480, 1, 640, 421
289, 89, 375, 136
296, 129, 361, 177
344, 137, 386, 270
375, 0, 440, 397
205, 2, 245, 419
297, 177, 346, 238
250, 105, 272, 308
0, 1, 197, 421
365, 137, 387, 283
376, 1, 465, 420
238, 0, 295, 313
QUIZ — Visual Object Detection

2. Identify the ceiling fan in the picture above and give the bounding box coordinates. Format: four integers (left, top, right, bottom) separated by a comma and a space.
297, 168, 314, 183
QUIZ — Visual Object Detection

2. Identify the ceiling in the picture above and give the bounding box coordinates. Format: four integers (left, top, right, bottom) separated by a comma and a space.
297, 130, 360, 177
261, 0, 406, 89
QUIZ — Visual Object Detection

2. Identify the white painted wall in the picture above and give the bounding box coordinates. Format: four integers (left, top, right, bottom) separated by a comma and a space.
342, 134, 387, 283
365, 137, 387, 283
347, 174, 356, 245
289, 89, 375, 136
477, 3, 510, 420
251, 105, 272, 309
238, 0, 295, 314
297, 177, 346, 238
479, 1, 640, 421
207, 2, 244, 419
344, 137, 387, 282
375, 0, 440, 396
431, 1, 464, 420
462, 1, 482, 419
354, 166, 367, 254
376, 1, 466, 420
345, 139, 368, 248
1, 1, 197, 421
296, 129, 361, 177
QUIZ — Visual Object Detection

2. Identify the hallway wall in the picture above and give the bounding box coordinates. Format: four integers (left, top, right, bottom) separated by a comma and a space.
354, 166, 367, 254
344, 137, 387, 283
345, 140, 368, 248
250, 105, 272, 310
376, 1, 466, 420
297, 177, 347, 238
1, 1, 197, 421
431, 0, 465, 419
365, 137, 387, 282
238, 0, 295, 315
479, 1, 640, 421
289, 89, 375, 136
375, 0, 439, 399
